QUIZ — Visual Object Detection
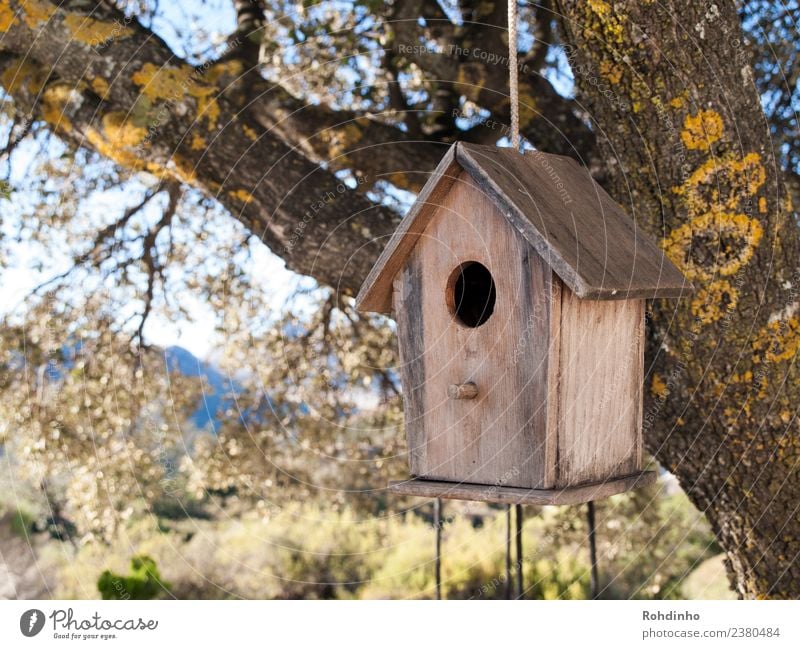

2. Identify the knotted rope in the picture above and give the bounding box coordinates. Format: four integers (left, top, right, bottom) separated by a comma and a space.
508, 0, 520, 150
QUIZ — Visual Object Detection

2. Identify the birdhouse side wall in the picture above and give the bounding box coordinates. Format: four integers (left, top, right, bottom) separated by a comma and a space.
554, 287, 645, 487
392, 170, 557, 489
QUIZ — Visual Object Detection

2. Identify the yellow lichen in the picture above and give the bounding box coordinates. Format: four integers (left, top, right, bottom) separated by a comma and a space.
85, 124, 175, 180
228, 188, 254, 204
0, 1, 17, 32
78, 113, 203, 189
730, 370, 754, 385
242, 123, 258, 142
131, 63, 220, 130
41, 83, 77, 132
84, 127, 141, 169
598, 60, 623, 84
21, 0, 56, 28
673, 152, 766, 216
669, 95, 686, 109
722, 406, 736, 422
650, 373, 668, 398
91, 76, 110, 99
169, 154, 198, 185
680, 109, 724, 151
587, 0, 612, 17
662, 210, 763, 280
205, 60, 243, 84
0, 58, 47, 94
690, 279, 739, 325
84, 111, 205, 187
584, 0, 625, 45
190, 132, 207, 151
753, 317, 800, 364
191, 92, 220, 131
63, 13, 133, 46
517, 87, 538, 127
758, 196, 767, 214
323, 122, 362, 160
131, 63, 189, 102
101, 111, 147, 147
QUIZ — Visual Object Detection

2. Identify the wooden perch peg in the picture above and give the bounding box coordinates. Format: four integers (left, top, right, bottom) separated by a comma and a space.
448, 382, 478, 400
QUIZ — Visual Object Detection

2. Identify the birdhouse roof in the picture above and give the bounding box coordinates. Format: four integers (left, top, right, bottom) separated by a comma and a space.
356, 142, 691, 314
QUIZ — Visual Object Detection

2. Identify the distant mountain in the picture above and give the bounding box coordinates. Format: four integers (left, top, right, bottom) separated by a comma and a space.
163, 346, 237, 432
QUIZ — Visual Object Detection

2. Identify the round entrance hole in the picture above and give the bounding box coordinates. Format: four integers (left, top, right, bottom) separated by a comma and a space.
447, 261, 496, 328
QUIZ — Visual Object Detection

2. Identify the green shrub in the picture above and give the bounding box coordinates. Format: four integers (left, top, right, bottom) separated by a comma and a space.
524, 551, 590, 599
98, 555, 171, 600
10, 507, 36, 537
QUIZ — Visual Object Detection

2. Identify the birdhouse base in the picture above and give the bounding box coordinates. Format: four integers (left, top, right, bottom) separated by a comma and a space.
387, 471, 656, 506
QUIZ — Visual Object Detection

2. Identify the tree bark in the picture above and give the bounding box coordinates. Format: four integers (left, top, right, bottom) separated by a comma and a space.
557, 0, 799, 598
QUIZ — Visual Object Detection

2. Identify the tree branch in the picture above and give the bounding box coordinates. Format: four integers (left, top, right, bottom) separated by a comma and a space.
133, 183, 180, 349
0, 0, 401, 293
0, 0, 600, 295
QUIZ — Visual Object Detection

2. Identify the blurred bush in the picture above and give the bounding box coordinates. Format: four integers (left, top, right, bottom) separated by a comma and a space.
97, 555, 171, 600
36, 480, 723, 600
10, 507, 36, 537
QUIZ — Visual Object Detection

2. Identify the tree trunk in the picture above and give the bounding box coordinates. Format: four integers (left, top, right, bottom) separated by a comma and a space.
557, 0, 799, 598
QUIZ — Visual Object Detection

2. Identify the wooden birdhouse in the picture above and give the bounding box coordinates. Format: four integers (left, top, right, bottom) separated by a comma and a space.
356, 143, 691, 506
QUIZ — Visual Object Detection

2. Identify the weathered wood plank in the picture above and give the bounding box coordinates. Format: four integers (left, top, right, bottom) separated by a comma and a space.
394, 263, 427, 474
388, 471, 656, 505
544, 271, 563, 488
632, 301, 645, 471
556, 288, 644, 486
356, 144, 461, 313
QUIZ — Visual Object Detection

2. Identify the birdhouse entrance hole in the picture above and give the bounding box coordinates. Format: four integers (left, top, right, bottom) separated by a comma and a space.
447, 261, 496, 328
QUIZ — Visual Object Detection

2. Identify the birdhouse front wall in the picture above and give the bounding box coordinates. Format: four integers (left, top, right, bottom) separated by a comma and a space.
392, 171, 558, 490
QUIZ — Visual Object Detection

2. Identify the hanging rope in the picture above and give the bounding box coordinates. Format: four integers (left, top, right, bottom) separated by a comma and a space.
507, 0, 520, 151
504, 1, 521, 596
